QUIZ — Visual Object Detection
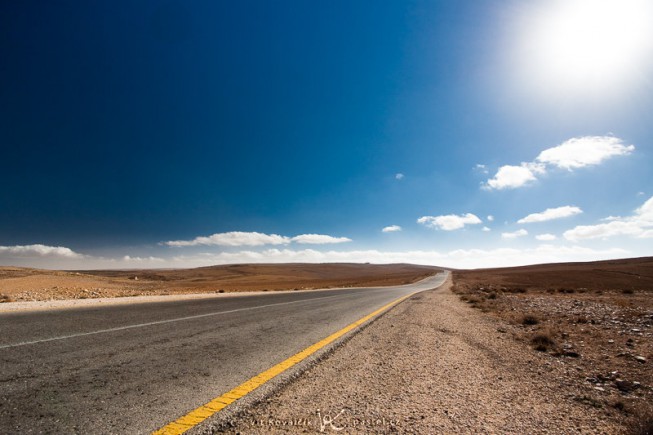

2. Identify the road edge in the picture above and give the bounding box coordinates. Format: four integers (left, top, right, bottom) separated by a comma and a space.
154, 272, 447, 434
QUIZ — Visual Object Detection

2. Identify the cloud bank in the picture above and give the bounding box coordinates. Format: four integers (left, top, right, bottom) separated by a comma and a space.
165, 231, 352, 247
0, 244, 83, 258
165, 231, 291, 247
564, 196, 653, 241
290, 234, 352, 244
484, 136, 634, 190
1, 246, 629, 271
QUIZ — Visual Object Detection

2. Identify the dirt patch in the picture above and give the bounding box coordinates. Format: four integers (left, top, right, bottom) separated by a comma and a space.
452, 257, 653, 430
0, 263, 438, 302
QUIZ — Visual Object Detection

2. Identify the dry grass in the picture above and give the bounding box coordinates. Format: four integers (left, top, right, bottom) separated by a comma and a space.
531, 330, 556, 352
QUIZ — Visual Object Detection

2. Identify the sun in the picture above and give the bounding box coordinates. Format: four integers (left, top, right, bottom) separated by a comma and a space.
513, 0, 653, 97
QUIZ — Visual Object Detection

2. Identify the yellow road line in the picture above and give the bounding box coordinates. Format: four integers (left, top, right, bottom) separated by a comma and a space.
152, 292, 416, 435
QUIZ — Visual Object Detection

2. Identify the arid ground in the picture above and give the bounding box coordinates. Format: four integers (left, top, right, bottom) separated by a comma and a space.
2, 258, 651, 432
0, 263, 438, 302
216, 258, 652, 434
452, 257, 653, 432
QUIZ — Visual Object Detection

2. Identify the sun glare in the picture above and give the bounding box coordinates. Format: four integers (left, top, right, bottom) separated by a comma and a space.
514, 0, 653, 98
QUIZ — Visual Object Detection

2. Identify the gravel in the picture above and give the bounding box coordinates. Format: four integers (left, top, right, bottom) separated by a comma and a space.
215, 276, 621, 434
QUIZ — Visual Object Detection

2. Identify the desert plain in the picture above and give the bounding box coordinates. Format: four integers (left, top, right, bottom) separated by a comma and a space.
1, 259, 651, 433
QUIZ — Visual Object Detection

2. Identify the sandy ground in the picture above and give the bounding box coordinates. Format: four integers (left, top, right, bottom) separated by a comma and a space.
214, 275, 630, 434
0, 263, 437, 303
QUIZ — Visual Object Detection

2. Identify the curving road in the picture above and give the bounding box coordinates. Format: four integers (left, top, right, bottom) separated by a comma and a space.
0, 272, 447, 434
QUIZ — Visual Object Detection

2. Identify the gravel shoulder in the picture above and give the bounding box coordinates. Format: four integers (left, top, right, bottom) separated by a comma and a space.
219, 275, 623, 434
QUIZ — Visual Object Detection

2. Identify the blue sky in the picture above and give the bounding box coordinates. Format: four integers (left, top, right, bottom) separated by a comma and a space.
1, 0, 652, 269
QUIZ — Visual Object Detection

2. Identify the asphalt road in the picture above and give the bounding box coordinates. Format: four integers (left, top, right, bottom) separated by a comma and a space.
0, 272, 447, 434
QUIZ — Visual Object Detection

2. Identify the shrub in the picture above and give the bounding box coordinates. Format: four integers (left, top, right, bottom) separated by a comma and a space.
522, 314, 539, 325
531, 332, 555, 352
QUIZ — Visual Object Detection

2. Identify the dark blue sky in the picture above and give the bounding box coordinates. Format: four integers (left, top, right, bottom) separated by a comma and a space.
2, 0, 652, 268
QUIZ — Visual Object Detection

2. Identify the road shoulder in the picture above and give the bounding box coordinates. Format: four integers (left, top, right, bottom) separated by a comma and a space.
214, 275, 621, 434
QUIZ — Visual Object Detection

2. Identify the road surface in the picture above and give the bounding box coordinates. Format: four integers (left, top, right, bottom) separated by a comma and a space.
0, 272, 447, 434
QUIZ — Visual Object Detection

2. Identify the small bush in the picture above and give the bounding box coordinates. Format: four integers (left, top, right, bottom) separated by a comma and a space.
622, 288, 635, 295
467, 296, 482, 304
0, 294, 14, 303
531, 332, 555, 352
522, 314, 539, 325
558, 288, 576, 294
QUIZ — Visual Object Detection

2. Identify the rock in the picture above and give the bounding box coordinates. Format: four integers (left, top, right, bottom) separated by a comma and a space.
634, 356, 646, 363
615, 380, 639, 393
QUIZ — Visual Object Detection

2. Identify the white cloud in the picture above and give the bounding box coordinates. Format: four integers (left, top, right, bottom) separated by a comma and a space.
536, 136, 634, 170
482, 226, 491, 232
487, 215, 494, 222
417, 213, 482, 231
130, 246, 630, 270
564, 221, 644, 241
165, 231, 353, 247
483, 136, 634, 190
165, 231, 291, 247
122, 255, 166, 263
517, 206, 583, 224
395, 173, 404, 180
502, 229, 528, 239
0, 244, 83, 258
475, 164, 489, 174
291, 234, 352, 244
382, 225, 402, 233
483, 164, 539, 190
535, 233, 557, 241
564, 196, 653, 241
0, 245, 632, 271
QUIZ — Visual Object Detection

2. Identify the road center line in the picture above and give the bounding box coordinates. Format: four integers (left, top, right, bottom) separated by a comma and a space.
152, 291, 419, 435
0, 292, 359, 350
